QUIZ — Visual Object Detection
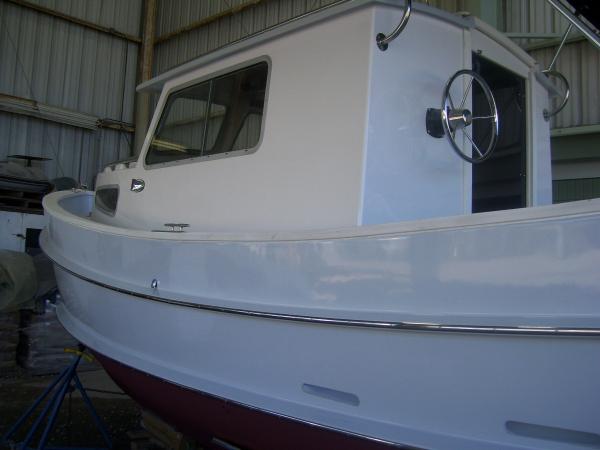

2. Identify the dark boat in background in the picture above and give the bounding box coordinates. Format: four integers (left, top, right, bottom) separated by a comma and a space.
0, 156, 52, 214
0, 155, 53, 194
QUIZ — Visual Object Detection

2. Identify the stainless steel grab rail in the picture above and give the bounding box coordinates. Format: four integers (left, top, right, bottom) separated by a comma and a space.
376, 0, 412, 51
545, 0, 600, 51
542, 70, 570, 120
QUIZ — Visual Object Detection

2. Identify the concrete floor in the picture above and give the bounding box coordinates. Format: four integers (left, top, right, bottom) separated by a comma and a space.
0, 360, 141, 449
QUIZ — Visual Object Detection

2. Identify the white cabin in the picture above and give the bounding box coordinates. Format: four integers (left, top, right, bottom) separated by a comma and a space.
94, 0, 553, 232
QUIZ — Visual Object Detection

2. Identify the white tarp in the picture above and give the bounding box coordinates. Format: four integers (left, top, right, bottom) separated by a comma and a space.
0, 250, 37, 312
0, 161, 47, 181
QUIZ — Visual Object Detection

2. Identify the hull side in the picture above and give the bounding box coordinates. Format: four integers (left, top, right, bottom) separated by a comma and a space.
94, 351, 406, 450
52, 266, 600, 450
41, 191, 600, 449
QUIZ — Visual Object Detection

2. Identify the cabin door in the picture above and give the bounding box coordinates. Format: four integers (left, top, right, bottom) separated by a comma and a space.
471, 54, 527, 213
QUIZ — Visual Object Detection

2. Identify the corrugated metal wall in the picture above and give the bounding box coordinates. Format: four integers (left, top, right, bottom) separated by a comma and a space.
503, 0, 599, 130
504, 0, 571, 38
0, 0, 142, 187
153, 0, 340, 76
529, 41, 600, 129
553, 177, 600, 203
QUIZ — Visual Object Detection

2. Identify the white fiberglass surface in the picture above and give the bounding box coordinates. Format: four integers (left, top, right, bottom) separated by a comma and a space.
58, 193, 93, 218
54, 268, 600, 450
116, 7, 373, 233
363, 10, 467, 224
42, 190, 600, 330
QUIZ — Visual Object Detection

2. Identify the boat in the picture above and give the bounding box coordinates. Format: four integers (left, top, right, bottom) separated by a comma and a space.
0, 156, 52, 194
40, 1, 600, 449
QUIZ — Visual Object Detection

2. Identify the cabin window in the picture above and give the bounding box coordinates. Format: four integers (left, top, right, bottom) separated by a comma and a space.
95, 185, 119, 216
146, 61, 268, 166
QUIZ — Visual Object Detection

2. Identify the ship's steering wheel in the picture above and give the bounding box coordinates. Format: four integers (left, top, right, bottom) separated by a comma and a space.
441, 70, 499, 164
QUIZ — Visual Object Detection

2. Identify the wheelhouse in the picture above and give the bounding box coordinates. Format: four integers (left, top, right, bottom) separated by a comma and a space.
93, 1, 553, 232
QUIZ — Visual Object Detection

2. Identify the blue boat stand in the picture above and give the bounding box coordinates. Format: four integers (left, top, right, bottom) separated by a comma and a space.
1, 346, 113, 450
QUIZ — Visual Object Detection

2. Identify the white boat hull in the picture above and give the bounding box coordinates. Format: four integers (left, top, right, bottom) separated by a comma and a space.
42, 191, 600, 449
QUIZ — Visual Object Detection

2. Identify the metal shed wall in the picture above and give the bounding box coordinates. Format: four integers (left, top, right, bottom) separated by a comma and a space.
530, 41, 600, 129
153, 0, 340, 76
0, 0, 142, 187
503, 0, 599, 130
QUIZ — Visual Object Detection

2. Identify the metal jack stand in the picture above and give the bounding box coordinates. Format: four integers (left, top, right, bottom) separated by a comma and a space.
1, 347, 112, 450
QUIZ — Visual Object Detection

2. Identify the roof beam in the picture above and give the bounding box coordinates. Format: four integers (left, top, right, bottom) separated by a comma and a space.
133, 0, 158, 155
0, 92, 134, 132
4, 0, 142, 44
154, 0, 263, 45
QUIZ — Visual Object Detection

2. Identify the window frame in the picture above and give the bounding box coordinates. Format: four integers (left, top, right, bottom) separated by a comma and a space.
143, 56, 271, 170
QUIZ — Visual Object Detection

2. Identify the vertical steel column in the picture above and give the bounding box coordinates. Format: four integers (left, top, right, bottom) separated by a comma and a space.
133, 0, 158, 156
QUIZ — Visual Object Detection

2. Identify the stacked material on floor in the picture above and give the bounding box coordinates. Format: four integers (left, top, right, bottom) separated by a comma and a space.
0, 250, 37, 313
0, 250, 37, 376
18, 297, 95, 376
0, 157, 53, 214
0, 250, 89, 375
128, 410, 204, 450
0, 311, 20, 375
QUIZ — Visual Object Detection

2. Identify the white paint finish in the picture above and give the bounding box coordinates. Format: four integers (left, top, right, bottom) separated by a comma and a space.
95, 4, 555, 232
100, 7, 374, 232
471, 29, 531, 79
47, 233, 600, 449
530, 71, 553, 205
0, 211, 46, 251
471, 17, 537, 71
362, 9, 467, 224
43, 191, 600, 329
43, 174, 600, 448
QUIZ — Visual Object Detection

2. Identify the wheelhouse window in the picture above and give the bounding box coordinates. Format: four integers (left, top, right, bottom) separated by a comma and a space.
95, 185, 119, 216
146, 61, 268, 166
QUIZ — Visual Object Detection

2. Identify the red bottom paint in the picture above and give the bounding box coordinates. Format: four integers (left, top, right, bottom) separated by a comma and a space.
93, 351, 412, 450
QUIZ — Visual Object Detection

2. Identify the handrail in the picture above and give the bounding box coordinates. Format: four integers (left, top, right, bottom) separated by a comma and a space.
542, 70, 570, 120
547, 23, 573, 72
376, 0, 412, 51
545, 0, 600, 51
